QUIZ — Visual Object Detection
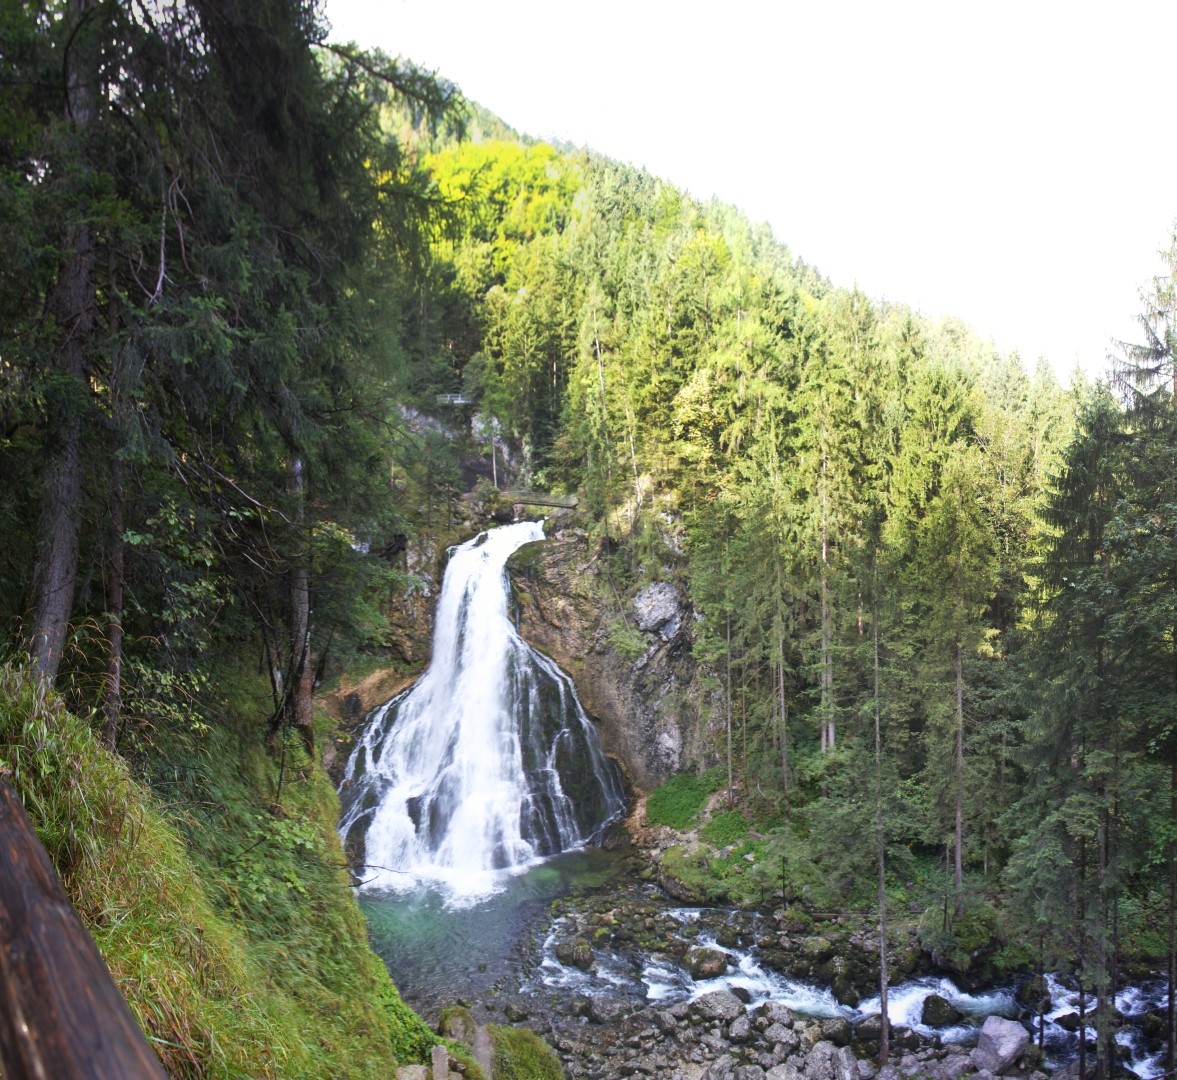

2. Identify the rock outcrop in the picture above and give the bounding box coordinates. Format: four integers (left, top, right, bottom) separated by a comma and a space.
511, 521, 721, 791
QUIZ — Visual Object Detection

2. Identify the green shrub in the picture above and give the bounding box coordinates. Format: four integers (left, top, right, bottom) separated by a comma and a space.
701, 810, 748, 847
606, 617, 648, 661
645, 770, 721, 830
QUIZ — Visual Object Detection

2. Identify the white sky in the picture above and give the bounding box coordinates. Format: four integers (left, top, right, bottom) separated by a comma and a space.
325, 0, 1177, 382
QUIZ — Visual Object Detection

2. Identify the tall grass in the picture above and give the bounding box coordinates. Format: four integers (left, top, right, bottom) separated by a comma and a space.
0, 661, 435, 1077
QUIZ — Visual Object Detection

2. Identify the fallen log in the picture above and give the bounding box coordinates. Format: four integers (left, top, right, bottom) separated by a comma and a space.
0, 776, 166, 1079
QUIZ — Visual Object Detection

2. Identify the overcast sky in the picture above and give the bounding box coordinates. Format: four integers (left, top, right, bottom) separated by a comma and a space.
325, 0, 1177, 381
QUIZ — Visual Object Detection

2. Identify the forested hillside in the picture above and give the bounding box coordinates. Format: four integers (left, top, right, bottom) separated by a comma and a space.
2, 2, 1176, 1078
413, 140, 1177, 1073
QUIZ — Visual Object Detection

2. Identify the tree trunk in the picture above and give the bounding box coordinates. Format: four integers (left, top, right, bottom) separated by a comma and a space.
28, 0, 98, 688
954, 637, 964, 918
103, 460, 124, 751
287, 456, 314, 755
1168, 752, 1176, 1077
725, 607, 733, 809
820, 448, 834, 752
874, 601, 890, 1066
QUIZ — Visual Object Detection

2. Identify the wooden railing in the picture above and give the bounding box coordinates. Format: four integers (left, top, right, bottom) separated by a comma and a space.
0, 777, 166, 1078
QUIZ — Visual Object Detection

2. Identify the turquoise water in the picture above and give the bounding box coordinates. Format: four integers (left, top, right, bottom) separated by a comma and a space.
361, 847, 632, 1014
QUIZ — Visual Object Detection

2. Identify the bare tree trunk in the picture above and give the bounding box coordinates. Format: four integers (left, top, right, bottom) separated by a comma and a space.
29, 0, 98, 688
288, 456, 314, 755
820, 449, 834, 752
954, 637, 964, 918
873, 601, 890, 1066
103, 459, 124, 751
1168, 753, 1176, 1077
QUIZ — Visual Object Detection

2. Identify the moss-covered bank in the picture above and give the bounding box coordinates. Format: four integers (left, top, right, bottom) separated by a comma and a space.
0, 661, 436, 1078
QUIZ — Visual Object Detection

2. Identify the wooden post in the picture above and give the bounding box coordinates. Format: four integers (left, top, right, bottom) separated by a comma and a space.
0, 778, 166, 1079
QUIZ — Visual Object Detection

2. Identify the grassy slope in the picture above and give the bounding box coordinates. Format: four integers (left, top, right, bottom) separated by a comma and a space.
0, 661, 435, 1078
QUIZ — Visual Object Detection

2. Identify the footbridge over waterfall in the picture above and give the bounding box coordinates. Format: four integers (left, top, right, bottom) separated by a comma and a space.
499, 490, 579, 509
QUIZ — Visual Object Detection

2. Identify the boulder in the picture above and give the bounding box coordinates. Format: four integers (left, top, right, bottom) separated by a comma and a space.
764, 1022, 798, 1050
729, 1014, 754, 1043
633, 582, 682, 639
920, 993, 964, 1027
555, 937, 594, 970
803, 1040, 859, 1080
687, 945, 731, 979
970, 1015, 1029, 1075
754, 1001, 796, 1028
853, 1014, 883, 1044
587, 996, 628, 1024
691, 989, 747, 1024
1015, 975, 1053, 1014
820, 1016, 853, 1047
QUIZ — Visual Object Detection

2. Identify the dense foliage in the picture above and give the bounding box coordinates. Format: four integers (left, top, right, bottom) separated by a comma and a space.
416, 140, 1177, 1076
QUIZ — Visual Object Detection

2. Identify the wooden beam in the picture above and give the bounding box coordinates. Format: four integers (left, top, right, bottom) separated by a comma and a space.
0, 777, 167, 1079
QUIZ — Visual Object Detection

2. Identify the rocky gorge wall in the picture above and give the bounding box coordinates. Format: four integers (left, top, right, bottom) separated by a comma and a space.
510, 517, 722, 793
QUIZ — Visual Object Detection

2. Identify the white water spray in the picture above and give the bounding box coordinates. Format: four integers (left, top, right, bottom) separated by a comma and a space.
339, 521, 624, 905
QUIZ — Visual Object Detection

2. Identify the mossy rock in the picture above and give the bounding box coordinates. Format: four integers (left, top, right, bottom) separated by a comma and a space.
439, 1005, 477, 1046
555, 938, 594, 970
921, 993, 964, 1027
686, 946, 729, 979
489, 1024, 565, 1080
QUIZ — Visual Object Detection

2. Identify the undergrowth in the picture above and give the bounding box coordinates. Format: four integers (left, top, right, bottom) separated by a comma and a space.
644, 768, 722, 829
0, 660, 436, 1078
490, 1024, 565, 1080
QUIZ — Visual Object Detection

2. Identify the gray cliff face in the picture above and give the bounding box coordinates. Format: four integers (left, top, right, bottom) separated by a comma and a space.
511, 524, 720, 792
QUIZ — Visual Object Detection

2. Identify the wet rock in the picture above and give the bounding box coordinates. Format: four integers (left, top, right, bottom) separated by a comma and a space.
1015, 974, 1052, 1014
556, 938, 595, 971
1140, 1010, 1167, 1040
691, 989, 747, 1024
969, 1015, 1029, 1075
920, 993, 964, 1027
1054, 1011, 1081, 1032
832, 973, 860, 1007
687, 946, 731, 979
502, 1002, 529, 1023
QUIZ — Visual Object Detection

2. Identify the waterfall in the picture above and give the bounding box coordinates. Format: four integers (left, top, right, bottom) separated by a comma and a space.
339, 520, 625, 904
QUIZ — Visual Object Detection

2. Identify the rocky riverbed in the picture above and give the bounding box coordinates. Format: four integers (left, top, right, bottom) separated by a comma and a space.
400, 866, 1168, 1080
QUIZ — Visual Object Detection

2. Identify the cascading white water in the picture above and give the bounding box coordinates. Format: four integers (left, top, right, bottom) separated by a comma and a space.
339, 520, 625, 905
